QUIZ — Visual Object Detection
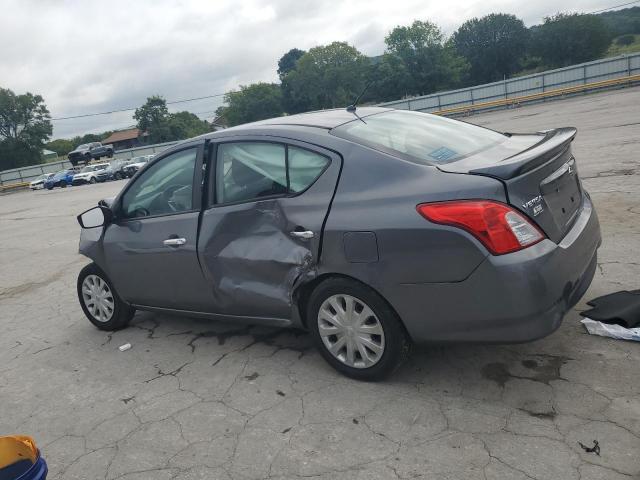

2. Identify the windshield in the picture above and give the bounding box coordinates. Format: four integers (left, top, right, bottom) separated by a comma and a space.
77, 144, 90, 150
332, 110, 506, 165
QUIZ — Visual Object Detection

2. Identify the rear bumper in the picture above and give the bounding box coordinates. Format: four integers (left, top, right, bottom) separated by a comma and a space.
388, 194, 601, 344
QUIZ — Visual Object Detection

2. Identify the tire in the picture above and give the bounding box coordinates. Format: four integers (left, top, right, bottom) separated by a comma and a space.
89, 177, 97, 184
46, 186, 53, 190
60, 182, 67, 188
307, 278, 411, 381
114, 172, 122, 180
108, 152, 113, 158
77, 263, 135, 331
85, 154, 92, 162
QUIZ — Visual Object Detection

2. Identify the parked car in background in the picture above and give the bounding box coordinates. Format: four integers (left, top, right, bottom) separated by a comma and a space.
122, 155, 154, 178
75, 107, 600, 380
44, 169, 74, 189
30, 173, 54, 190
72, 163, 109, 185
68, 142, 114, 166
96, 159, 131, 182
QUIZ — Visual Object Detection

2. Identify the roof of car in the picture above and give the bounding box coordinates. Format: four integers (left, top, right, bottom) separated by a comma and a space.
223, 106, 393, 131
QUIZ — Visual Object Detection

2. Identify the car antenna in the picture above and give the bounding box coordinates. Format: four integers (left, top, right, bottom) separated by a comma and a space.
346, 80, 374, 121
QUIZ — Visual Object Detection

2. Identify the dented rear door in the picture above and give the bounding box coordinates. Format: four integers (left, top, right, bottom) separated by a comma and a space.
197, 137, 342, 320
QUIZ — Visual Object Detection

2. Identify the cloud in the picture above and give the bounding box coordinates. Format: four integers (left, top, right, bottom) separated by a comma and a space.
0, 0, 609, 138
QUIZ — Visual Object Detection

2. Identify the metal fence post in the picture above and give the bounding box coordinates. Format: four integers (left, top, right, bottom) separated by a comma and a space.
542, 74, 545, 93
583, 65, 587, 85
628, 56, 632, 76
470, 88, 474, 105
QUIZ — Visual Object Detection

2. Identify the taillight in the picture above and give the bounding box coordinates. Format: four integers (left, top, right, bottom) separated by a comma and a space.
416, 200, 545, 255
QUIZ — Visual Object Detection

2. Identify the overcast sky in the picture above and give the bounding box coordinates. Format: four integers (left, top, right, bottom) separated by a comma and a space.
0, 0, 618, 139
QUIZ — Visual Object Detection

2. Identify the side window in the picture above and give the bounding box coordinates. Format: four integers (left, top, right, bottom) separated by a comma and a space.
122, 148, 197, 219
216, 143, 287, 204
288, 146, 330, 193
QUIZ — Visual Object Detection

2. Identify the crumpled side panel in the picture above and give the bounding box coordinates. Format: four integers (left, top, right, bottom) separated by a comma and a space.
199, 199, 317, 319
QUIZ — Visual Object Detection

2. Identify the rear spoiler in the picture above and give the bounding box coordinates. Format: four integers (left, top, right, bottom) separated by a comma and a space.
470, 128, 577, 180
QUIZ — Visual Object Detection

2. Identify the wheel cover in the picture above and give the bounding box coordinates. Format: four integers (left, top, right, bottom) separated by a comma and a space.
82, 274, 115, 322
317, 294, 385, 369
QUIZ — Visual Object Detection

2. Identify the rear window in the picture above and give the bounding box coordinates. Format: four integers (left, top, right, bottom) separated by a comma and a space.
332, 110, 506, 165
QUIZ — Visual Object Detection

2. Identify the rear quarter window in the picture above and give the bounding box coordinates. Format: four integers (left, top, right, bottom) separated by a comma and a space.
332, 110, 506, 165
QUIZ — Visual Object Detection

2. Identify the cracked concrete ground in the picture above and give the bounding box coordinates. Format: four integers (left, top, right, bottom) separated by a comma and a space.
1, 87, 639, 480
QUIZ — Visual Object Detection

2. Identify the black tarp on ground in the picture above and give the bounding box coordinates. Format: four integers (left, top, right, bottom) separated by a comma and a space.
581, 290, 640, 328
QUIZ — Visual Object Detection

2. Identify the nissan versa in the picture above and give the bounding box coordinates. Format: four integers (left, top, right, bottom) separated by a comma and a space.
76, 107, 601, 379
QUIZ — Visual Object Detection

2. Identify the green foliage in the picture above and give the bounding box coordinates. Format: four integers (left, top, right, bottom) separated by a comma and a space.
45, 138, 74, 156
616, 34, 635, 45
168, 111, 210, 139
0, 87, 52, 170
452, 13, 528, 84
385, 21, 468, 95
215, 83, 283, 127
599, 6, 640, 36
367, 54, 414, 102
134, 95, 172, 143
607, 34, 640, 56
531, 13, 612, 67
282, 42, 369, 113
278, 48, 306, 79
133, 96, 209, 142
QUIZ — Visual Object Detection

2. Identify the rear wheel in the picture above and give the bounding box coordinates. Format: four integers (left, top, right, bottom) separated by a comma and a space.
307, 278, 411, 380
89, 177, 97, 184
114, 172, 122, 180
60, 182, 67, 188
77, 263, 134, 331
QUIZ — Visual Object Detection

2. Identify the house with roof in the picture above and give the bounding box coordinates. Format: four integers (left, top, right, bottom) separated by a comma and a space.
102, 127, 149, 151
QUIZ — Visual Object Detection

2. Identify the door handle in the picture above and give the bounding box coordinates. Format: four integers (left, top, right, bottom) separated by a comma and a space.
290, 230, 314, 239
163, 237, 186, 247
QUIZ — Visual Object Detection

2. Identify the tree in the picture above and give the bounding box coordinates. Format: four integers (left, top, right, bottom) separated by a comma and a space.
133, 95, 171, 143
599, 6, 640, 36
0, 87, 52, 170
215, 83, 283, 127
45, 138, 74, 156
385, 20, 468, 95
531, 13, 612, 67
367, 54, 414, 102
167, 111, 209, 139
277, 48, 306, 79
452, 13, 528, 84
283, 42, 369, 113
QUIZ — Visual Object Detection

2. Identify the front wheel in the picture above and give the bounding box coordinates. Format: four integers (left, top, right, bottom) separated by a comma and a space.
114, 172, 122, 180
89, 177, 97, 184
77, 263, 135, 331
307, 278, 411, 380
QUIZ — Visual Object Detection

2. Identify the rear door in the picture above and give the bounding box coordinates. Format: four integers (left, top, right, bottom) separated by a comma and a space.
102, 142, 213, 310
198, 136, 341, 320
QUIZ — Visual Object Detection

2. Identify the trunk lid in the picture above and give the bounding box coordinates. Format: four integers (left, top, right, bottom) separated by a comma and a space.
438, 128, 582, 243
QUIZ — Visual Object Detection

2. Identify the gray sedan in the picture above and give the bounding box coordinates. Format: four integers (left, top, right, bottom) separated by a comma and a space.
76, 107, 601, 379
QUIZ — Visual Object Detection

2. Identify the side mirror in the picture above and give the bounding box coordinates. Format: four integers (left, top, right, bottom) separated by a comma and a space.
77, 205, 112, 229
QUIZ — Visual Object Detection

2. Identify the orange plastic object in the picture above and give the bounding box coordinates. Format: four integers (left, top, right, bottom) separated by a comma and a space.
0, 436, 38, 469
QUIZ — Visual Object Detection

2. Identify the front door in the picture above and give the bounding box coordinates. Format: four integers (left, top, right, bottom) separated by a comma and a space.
102, 143, 212, 310
198, 138, 341, 320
